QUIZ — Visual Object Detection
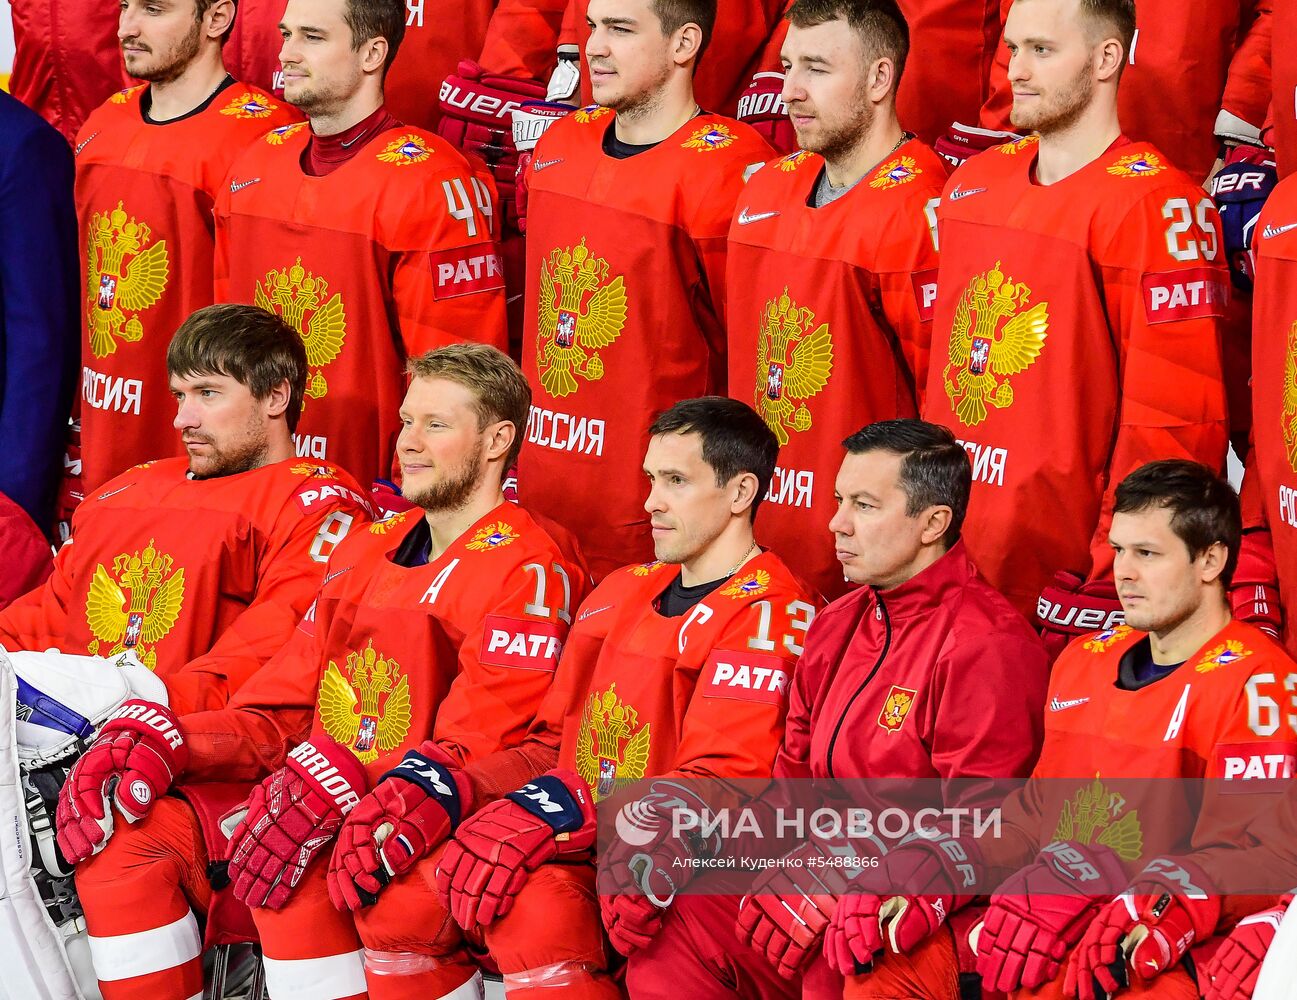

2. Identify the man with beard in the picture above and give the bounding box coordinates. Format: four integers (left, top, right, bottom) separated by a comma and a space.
57, 343, 589, 1000
75, 0, 295, 496
920, 0, 1231, 655
518, 0, 773, 580
214, 0, 507, 495
728, 0, 946, 599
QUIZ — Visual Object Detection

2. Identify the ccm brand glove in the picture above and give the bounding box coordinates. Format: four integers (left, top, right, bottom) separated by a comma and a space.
328, 742, 473, 910
56, 699, 187, 863
225, 735, 366, 909
436, 769, 596, 929
1065, 858, 1221, 1000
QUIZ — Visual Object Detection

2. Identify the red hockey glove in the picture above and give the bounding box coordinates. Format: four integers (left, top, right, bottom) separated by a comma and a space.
600, 892, 666, 956
1203, 896, 1293, 1000
1036, 572, 1125, 660
738, 72, 795, 155
601, 781, 722, 906
55, 700, 187, 863
225, 736, 366, 910
824, 833, 981, 976
435, 770, 596, 930
975, 841, 1126, 993
933, 122, 1022, 168
1065, 858, 1221, 1000
437, 60, 547, 230
511, 100, 572, 233
328, 743, 473, 911
1230, 531, 1282, 638
736, 836, 876, 979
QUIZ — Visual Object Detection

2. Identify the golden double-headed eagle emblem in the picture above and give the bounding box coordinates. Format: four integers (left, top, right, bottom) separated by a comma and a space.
576, 684, 650, 800
536, 239, 628, 398
1053, 776, 1143, 861
943, 261, 1049, 426
1283, 322, 1297, 472
85, 202, 170, 358
255, 258, 347, 403
318, 641, 413, 764
85, 539, 185, 670
755, 289, 833, 445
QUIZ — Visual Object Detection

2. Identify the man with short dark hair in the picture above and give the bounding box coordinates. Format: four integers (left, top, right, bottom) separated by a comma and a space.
964, 459, 1297, 1000
438, 396, 816, 994
58, 341, 586, 1000
729, 0, 946, 598
75, 0, 296, 495
518, 0, 773, 580
922, 0, 1231, 656
626, 418, 1047, 999
215, 0, 508, 492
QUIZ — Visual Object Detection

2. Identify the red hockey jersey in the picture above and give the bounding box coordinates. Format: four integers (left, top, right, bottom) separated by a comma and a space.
727, 142, 945, 599
921, 136, 1230, 616
182, 504, 589, 784
995, 620, 1297, 876
75, 82, 296, 494
536, 551, 815, 799
0, 458, 369, 715
213, 124, 508, 490
1270, 2, 1297, 177
1247, 177, 1297, 652
519, 110, 772, 579
980, 0, 1273, 179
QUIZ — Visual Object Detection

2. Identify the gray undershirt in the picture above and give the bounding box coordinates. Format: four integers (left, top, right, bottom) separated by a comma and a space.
812, 166, 863, 207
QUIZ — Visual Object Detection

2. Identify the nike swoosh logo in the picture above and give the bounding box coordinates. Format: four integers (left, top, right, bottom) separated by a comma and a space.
1263, 222, 1297, 239
229, 177, 262, 193
532, 157, 564, 172
578, 604, 615, 622
948, 186, 986, 201
737, 208, 780, 225
96, 484, 133, 501
75, 132, 99, 156
1049, 696, 1090, 712
340, 129, 372, 148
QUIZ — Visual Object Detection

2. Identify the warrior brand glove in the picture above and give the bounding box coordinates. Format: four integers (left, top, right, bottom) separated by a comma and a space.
328, 743, 473, 911
601, 892, 666, 956
1037, 571, 1124, 660
738, 72, 796, 155
934, 122, 1023, 168
975, 841, 1127, 993
511, 100, 573, 233
55, 699, 187, 863
1065, 858, 1221, 1000
1211, 145, 1278, 293
225, 735, 366, 910
824, 832, 982, 976
737, 836, 878, 979
435, 769, 596, 929
1202, 896, 1293, 1000
437, 60, 547, 230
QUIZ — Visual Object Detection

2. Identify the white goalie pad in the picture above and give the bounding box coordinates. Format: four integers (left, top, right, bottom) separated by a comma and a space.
1255, 896, 1297, 1000
7, 648, 168, 770
0, 654, 92, 1000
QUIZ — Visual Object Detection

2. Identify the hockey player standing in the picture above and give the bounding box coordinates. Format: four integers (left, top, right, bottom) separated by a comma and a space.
214, 0, 508, 492
76, 0, 295, 493
438, 397, 816, 995
922, 0, 1231, 652
728, 0, 946, 599
518, 0, 773, 579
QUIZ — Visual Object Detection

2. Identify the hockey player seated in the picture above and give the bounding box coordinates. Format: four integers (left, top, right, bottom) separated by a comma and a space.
435, 396, 818, 997
57, 344, 589, 1000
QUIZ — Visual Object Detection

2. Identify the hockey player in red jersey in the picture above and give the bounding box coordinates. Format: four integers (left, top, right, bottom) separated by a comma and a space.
922, 0, 1230, 652
980, 0, 1272, 181
214, 0, 508, 493
729, 0, 945, 599
621, 419, 1046, 999
58, 343, 587, 1000
0, 304, 369, 716
520, 0, 773, 579
76, 0, 296, 495
959, 461, 1297, 1000
437, 397, 816, 996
